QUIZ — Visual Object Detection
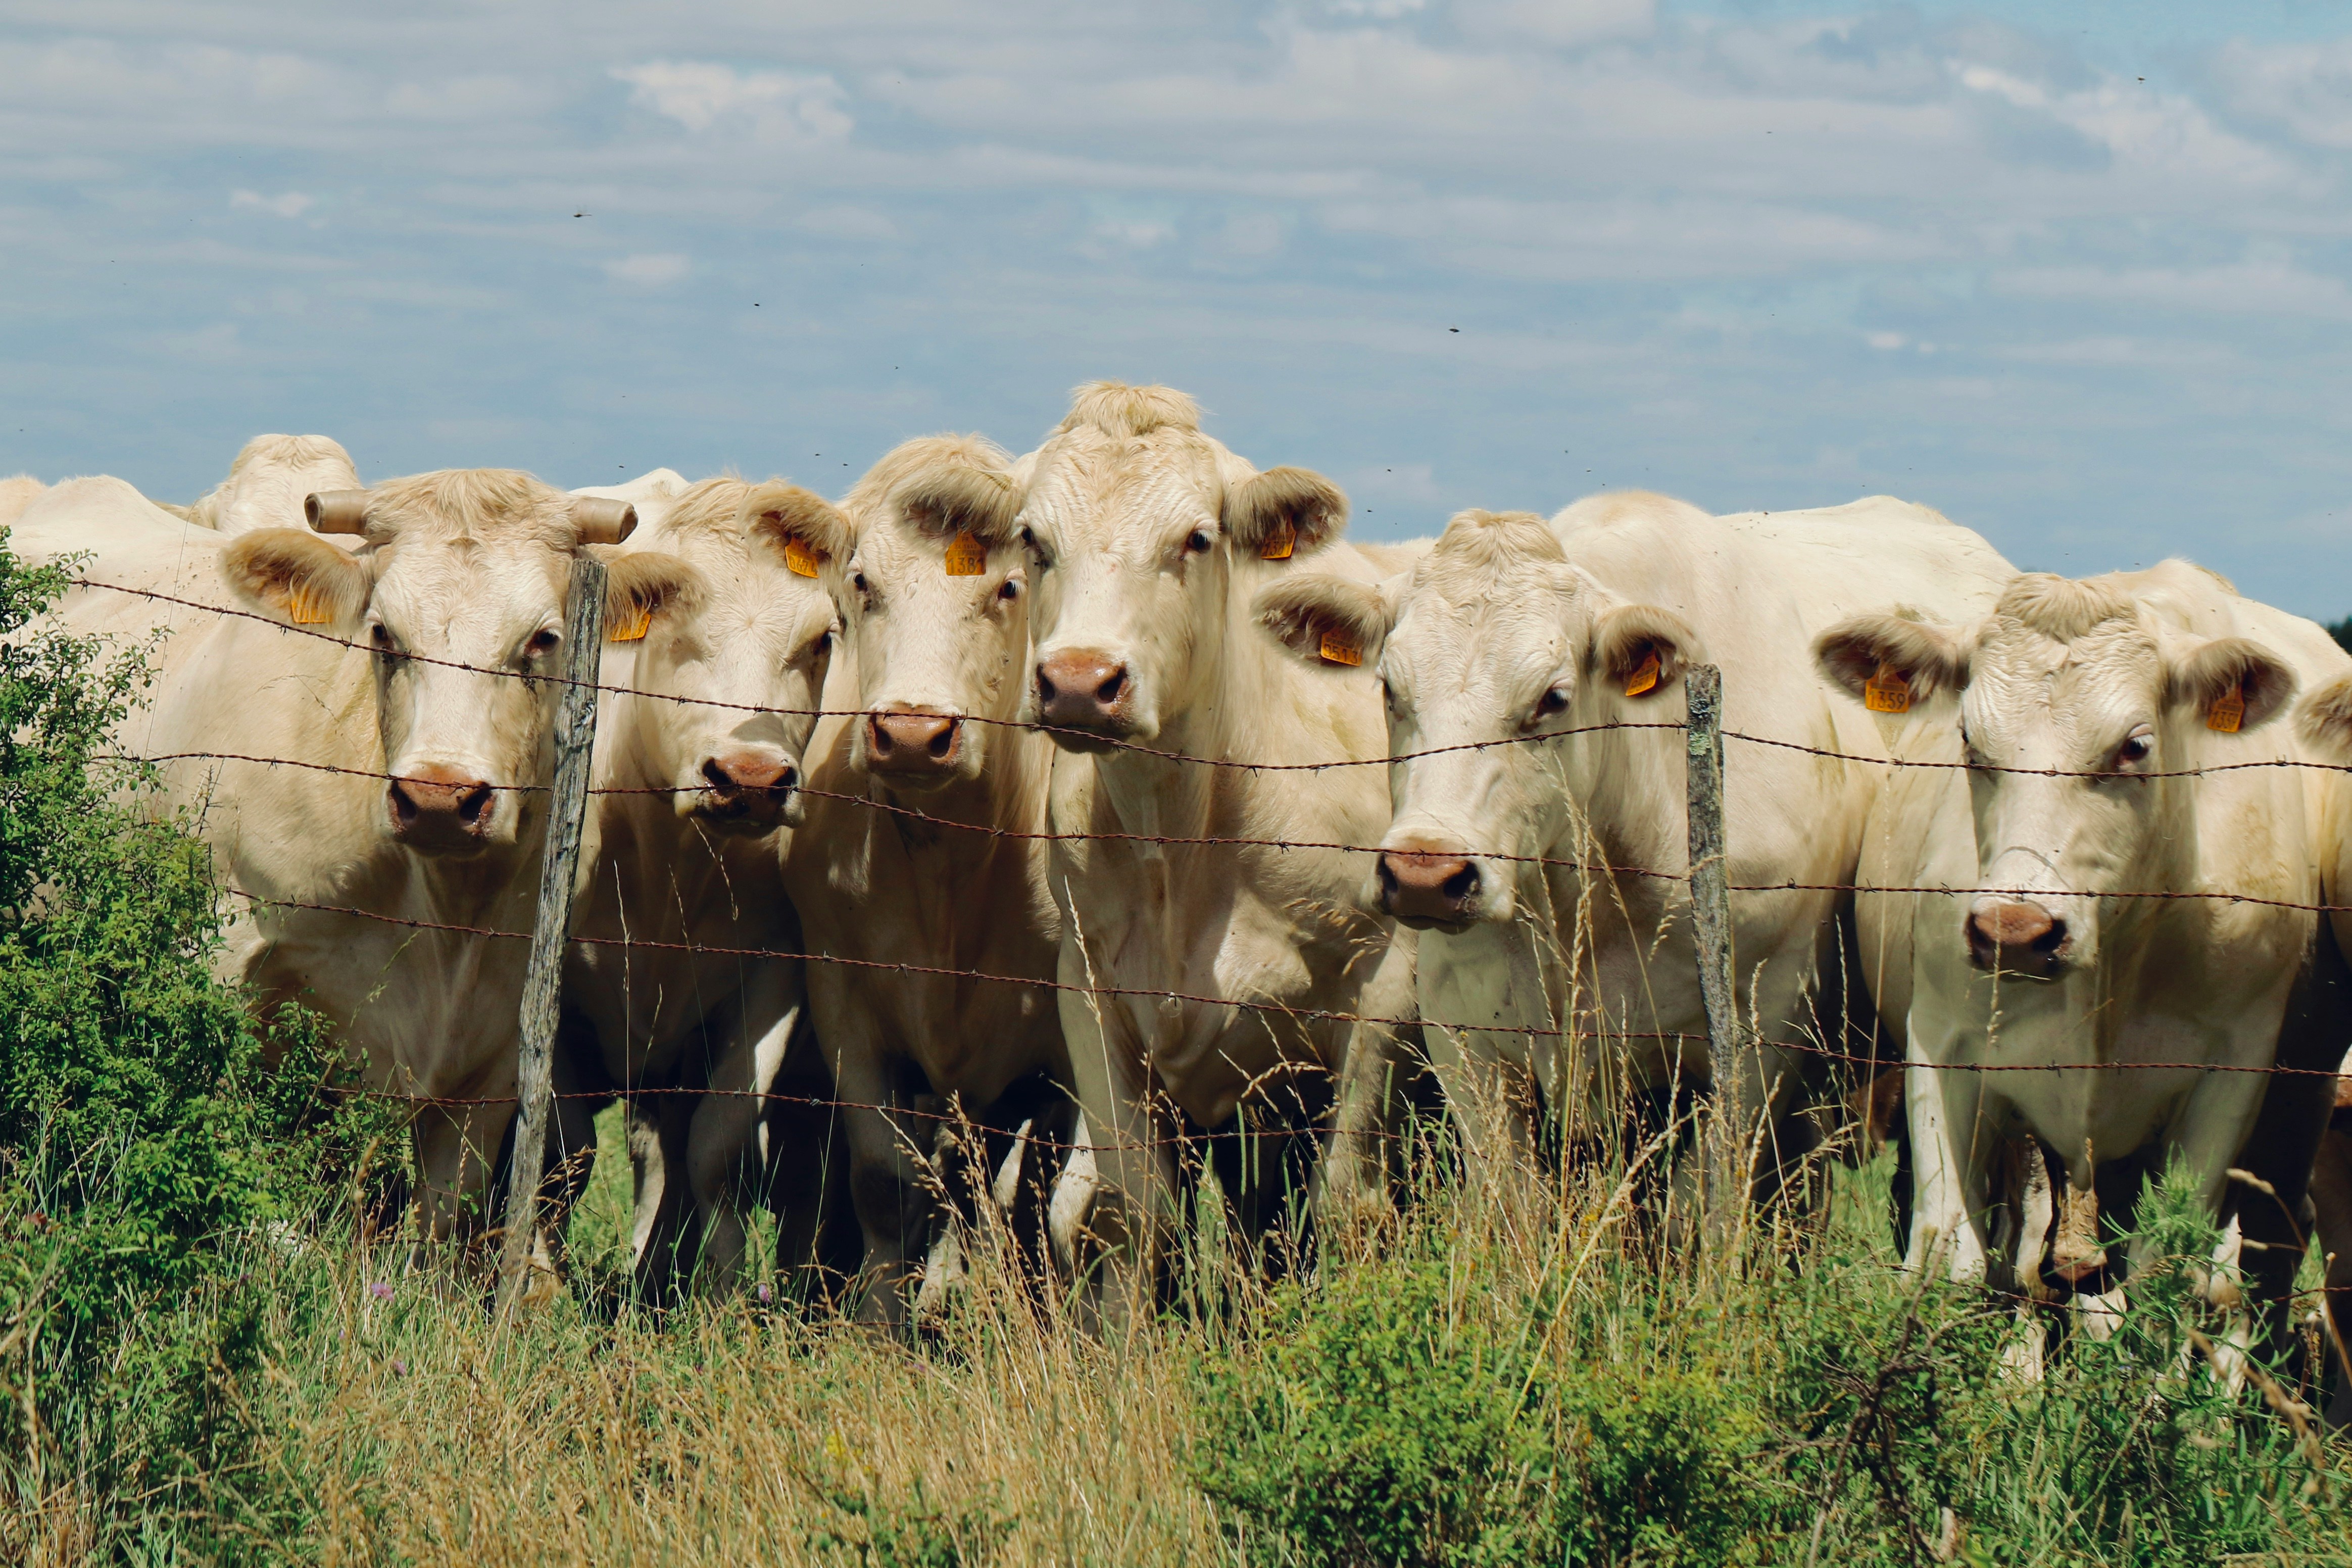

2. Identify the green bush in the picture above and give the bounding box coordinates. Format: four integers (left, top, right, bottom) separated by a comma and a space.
0, 538, 396, 1550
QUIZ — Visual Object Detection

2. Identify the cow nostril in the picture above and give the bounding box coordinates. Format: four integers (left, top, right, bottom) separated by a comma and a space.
1440, 864, 1479, 902
1035, 669, 1059, 703
1095, 668, 1125, 705
2031, 918, 2067, 955
775, 762, 799, 793
702, 758, 734, 793
928, 721, 957, 759
456, 786, 493, 825
388, 785, 418, 826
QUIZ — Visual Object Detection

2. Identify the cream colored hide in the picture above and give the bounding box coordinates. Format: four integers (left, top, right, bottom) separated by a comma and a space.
1819, 564, 2333, 1314
1016, 381, 1425, 1321
13, 468, 683, 1259
1255, 496, 2013, 1214
0, 475, 45, 531
566, 476, 850, 1303
185, 434, 363, 534
781, 435, 1069, 1324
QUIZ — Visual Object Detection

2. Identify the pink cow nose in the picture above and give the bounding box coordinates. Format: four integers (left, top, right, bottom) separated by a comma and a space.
1377, 847, 1483, 928
700, 750, 799, 806
1967, 900, 2069, 977
1035, 651, 1129, 732
866, 710, 962, 774
388, 766, 496, 849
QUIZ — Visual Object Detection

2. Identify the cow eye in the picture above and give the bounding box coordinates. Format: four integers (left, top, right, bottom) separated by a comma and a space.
525, 628, 561, 658
852, 571, 869, 596
1534, 687, 1570, 720
2115, 725, 2155, 767
997, 576, 1021, 603
367, 621, 395, 652
1184, 528, 1212, 554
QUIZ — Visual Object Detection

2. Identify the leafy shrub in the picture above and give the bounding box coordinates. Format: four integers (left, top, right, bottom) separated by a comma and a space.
0, 538, 397, 1551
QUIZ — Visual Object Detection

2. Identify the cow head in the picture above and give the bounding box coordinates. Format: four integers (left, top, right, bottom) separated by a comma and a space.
188, 433, 361, 536
1818, 571, 2295, 978
834, 435, 1027, 791
219, 469, 674, 856
1256, 508, 1699, 930
1018, 381, 1347, 751
610, 477, 847, 833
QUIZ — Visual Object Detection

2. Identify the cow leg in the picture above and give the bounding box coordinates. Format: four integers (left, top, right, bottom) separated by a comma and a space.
765, 1013, 856, 1306
1058, 965, 1178, 1336
1315, 924, 1418, 1238
825, 1005, 935, 1326
628, 1093, 700, 1308
1903, 1013, 1990, 1283
409, 1099, 511, 1273
687, 966, 804, 1296
2309, 1119, 2352, 1427
1415, 924, 1544, 1209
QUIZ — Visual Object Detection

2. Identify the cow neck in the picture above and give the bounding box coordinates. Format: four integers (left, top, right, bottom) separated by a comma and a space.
1562, 702, 1682, 897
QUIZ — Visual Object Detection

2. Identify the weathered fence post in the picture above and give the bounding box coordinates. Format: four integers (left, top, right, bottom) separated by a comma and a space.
497, 553, 607, 1315
1682, 664, 1748, 1228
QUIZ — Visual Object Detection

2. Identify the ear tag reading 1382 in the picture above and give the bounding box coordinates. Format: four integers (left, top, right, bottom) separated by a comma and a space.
1624, 649, 1660, 698
609, 603, 652, 642
944, 531, 989, 576
784, 538, 823, 578
287, 585, 332, 626
2207, 684, 2245, 733
1261, 519, 1296, 561
1317, 629, 1362, 667
1864, 662, 1912, 714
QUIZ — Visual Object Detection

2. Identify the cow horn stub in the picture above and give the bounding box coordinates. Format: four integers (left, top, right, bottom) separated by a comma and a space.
569, 497, 638, 545
306, 491, 372, 534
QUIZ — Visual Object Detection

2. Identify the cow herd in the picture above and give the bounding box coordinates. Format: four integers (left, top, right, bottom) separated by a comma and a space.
5, 383, 2350, 1401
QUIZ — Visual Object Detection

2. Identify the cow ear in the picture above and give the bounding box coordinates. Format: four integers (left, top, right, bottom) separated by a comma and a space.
602, 551, 705, 642
1224, 466, 1348, 561
221, 528, 371, 628
744, 482, 853, 576
2168, 635, 2296, 732
1589, 603, 1701, 699
1253, 573, 1394, 669
1816, 613, 1971, 706
2296, 673, 2352, 760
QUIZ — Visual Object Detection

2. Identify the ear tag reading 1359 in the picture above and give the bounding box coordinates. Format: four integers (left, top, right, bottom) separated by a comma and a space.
287, 585, 332, 626
1318, 629, 1362, 667
1260, 519, 1296, 561
784, 538, 823, 578
1624, 649, 1660, 698
2207, 683, 2245, 733
1864, 662, 1912, 714
609, 603, 651, 642
943, 530, 989, 576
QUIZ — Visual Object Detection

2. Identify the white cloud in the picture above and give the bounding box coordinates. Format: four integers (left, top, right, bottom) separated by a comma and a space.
602, 252, 690, 286
611, 60, 851, 141
1452, 0, 1654, 50
1993, 256, 2352, 321
2211, 38, 2352, 150
230, 188, 312, 218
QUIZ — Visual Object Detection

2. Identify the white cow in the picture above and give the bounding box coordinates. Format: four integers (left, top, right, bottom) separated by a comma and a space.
1818, 563, 2334, 1314
0, 475, 44, 531
15, 466, 692, 1262
1255, 495, 2014, 1217
782, 434, 1069, 1322
184, 434, 363, 534
566, 475, 854, 1302
1013, 382, 1424, 1321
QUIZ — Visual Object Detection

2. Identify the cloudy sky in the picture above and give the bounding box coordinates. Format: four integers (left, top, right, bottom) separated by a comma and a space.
4, 0, 2349, 612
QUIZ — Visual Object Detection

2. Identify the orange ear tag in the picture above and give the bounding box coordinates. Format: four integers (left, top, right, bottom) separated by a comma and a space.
1624, 650, 1660, 698
1260, 519, 1296, 561
1864, 662, 1912, 714
609, 604, 651, 642
287, 584, 332, 626
943, 531, 988, 576
783, 538, 823, 578
1317, 629, 1362, 667
2207, 684, 2245, 733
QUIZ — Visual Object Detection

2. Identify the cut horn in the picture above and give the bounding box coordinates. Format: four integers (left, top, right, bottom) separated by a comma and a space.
568, 497, 638, 545
306, 491, 372, 534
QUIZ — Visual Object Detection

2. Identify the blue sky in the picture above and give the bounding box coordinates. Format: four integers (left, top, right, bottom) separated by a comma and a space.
4, 1, 2350, 613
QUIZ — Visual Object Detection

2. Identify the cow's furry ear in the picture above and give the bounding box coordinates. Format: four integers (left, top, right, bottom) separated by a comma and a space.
1816, 613, 1972, 704
744, 482, 853, 571
1589, 603, 1701, 699
602, 551, 706, 640
2169, 635, 2296, 732
1253, 573, 1394, 668
2297, 673, 2352, 760
1224, 466, 1349, 560
221, 528, 371, 628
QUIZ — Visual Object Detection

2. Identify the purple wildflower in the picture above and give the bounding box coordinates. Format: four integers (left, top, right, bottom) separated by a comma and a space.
368, 1281, 394, 1301
757, 1282, 773, 1305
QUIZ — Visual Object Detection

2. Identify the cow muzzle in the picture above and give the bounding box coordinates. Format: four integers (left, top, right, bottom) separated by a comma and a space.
1377, 844, 1489, 930
865, 708, 964, 782
694, 747, 801, 830
1965, 898, 2072, 979
387, 765, 500, 853
1034, 649, 1134, 748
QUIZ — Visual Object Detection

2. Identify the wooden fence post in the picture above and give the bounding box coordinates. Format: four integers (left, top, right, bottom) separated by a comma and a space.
498, 553, 607, 1314
1682, 664, 1747, 1226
